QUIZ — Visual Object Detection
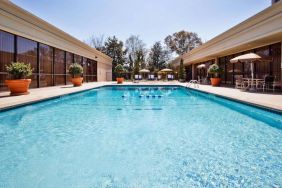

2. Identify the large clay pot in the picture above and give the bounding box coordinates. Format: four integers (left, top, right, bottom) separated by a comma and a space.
210, 78, 221, 86
71, 77, 83, 87
116, 77, 124, 84
5, 79, 31, 95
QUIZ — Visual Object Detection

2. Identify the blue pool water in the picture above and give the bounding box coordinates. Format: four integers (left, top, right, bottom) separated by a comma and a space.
0, 86, 281, 187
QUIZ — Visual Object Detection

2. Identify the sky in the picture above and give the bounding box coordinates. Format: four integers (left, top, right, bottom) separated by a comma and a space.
11, 0, 270, 48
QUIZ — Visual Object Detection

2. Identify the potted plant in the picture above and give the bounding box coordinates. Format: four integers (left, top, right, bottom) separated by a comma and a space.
69, 63, 84, 86
114, 64, 125, 84
207, 63, 224, 86
178, 59, 186, 82
5, 62, 33, 95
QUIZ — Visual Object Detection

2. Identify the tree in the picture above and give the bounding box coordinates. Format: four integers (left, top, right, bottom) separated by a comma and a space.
86, 35, 106, 53
125, 35, 146, 74
104, 36, 126, 80
164, 30, 202, 55
132, 49, 145, 75
148, 41, 169, 72
178, 59, 185, 81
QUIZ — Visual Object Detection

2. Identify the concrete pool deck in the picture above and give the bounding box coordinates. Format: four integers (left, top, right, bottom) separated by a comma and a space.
0, 81, 281, 113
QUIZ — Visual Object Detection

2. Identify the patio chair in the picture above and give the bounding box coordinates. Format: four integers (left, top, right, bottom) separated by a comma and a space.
148, 74, 155, 80
262, 75, 275, 92
235, 75, 245, 89
138, 75, 142, 80
158, 75, 162, 80
197, 76, 203, 84
134, 75, 139, 83
202, 76, 210, 85
167, 74, 172, 81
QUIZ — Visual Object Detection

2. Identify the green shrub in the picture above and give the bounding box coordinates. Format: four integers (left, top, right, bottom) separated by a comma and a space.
114, 64, 125, 77
6, 62, 33, 79
208, 63, 224, 78
69, 63, 83, 78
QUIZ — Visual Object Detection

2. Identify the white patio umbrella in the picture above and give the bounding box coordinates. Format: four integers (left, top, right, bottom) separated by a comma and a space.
230, 53, 262, 80
160, 68, 173, 72
139, 69, 150, 73
197, 64, 206, 69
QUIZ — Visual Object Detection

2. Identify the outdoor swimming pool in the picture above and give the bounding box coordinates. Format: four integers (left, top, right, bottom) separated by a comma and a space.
0, 86, 281, 187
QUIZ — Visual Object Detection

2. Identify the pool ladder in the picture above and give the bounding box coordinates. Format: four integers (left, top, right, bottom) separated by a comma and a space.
186, 80, 199, 88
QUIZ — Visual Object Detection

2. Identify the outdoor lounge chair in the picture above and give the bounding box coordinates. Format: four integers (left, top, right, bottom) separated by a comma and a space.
167, 74, 172, 80
134, 75, 139, 83
148, 74, 155, 80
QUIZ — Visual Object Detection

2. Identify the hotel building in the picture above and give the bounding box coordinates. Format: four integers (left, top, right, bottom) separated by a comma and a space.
0, 1, 112, 91
172, 1, 282, 85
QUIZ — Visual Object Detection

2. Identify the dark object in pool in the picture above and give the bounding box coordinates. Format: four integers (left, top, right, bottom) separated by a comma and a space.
158, 95, 162, 98
146, 95, 150, 98
122, 95, 125, 98
152, 95, 156, 98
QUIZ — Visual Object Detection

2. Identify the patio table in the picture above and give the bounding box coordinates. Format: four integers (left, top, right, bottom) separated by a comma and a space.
242, 78, 264, 91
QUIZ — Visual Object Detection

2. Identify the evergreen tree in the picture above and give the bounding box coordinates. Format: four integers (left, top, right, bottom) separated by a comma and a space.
178, 59, 185, 81
104, 36, 126, 80
148, 41, 168, 72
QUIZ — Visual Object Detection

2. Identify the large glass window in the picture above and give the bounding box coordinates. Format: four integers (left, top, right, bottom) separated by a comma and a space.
271, 43, 281, 81
0, 31, 14, 90
225, 55, 234, 85
17, 36, 38, 88
233, 53, 243, 77
218, 57, 226, 84
54, 48, 65, 85
86, 58, 97, 82
66, 52, 73, 84
74, 54, 82, 64
255, 46, 270, 79
82, 57, 87, 82
39, 43, 53, 87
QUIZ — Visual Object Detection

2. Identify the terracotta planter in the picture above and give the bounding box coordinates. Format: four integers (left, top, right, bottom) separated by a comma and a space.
116, 77, 124, 84
210, 78, 221, 86
71, 77, 83, 87
5, 79, 31, 95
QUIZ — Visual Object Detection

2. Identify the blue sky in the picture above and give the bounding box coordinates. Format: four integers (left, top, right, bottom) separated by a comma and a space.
11, 0, 270, 47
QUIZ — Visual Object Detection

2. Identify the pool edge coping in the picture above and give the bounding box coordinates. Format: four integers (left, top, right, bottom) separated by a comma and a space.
0, 83, 281, 115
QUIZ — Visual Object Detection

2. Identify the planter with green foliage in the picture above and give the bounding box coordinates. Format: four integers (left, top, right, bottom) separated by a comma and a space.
114, 64, 125, 84
178, 59, 186, 82
207, 63, 224, 86
5, 62, 33, 95
68, 63, 84, 86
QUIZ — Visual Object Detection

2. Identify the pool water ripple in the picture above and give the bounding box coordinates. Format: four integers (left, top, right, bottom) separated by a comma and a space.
0, 86, 281, 187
